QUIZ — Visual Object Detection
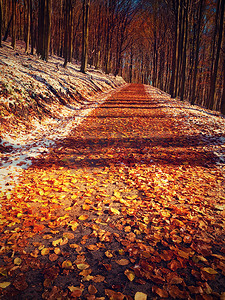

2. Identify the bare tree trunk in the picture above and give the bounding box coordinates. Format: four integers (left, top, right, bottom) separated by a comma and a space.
25, 0, 31, 53
209, 0, 224, 110
191, 0, 204, 105
169, 0, 178, 97
37, 0, 44, 56
11, 0, 16, 49
221, 57, 225, 114
80, 0, 90, 73
44, 0, 52, 61
30, 0, 34, 55
0, 0, 2, 47
129, 45, 133, 83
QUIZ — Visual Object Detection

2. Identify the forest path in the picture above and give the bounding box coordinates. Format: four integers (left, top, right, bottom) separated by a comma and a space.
1, 84, 225, 299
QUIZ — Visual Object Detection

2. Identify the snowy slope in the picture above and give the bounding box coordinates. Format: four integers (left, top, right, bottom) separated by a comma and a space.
0, 40, 126, 194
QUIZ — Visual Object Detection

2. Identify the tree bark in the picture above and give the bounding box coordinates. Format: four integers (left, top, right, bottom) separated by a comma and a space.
191, 0, 204, 105
0, 0, 2, 47
208, 0, 224, 110
80, 0, 90, 73
11, 0, 16, 49
25, 0, 31, 53
221, 57, 225, 114
169, 0, 178, 97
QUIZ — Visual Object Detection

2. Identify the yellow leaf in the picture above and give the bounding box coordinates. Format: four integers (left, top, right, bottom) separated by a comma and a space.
105, 250, 113, 258
135, 292, 147, 300
69, 221, 79, 231
77, 263, 90, 270
78, 215, 89, 221
114, 191, 121, 198
62, 260, 73, 269
65, 207, 72, 211
83, 204, 90, 211
41, 248, 50, 256
14, 257, 22, 265
68, 286, 83, 292
0, 282, 11, 289
124, 269, 135, 281
54, 247, 61, 255
201, 267, 218, 274
110, 207, 120, 215
52, 238, 68, 246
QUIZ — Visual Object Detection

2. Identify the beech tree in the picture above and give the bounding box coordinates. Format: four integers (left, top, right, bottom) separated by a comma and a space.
37, 0, 52, 61
1, 0, 224, 114
80, 0, 90, 73
0, 0, 2, 47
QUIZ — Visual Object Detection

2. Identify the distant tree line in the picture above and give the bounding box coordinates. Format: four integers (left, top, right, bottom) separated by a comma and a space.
0, 0, 224, 113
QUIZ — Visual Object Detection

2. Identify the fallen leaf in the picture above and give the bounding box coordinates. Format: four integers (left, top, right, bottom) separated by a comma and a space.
63, 232, 75, 239
88, 284, 97, 295
14, 257, 22, 265
201, 267, 218, 274
135, 292, 147, 300
41, 248, 50, 256
79, 215, 89, 221
105, 289, 125, 300
62, 260, 73, 269
124, 269, 135, 281
152, 286, 168, 298
77, 263, 90, 270
110, 207, 120, 215
49, 253, 58, 261
92, 275, 105, 282
0, 282, 11, 288
115, 259, 129, 266
54, 247, 61, 255
87, 245, 99, 251
105, 250, 113, 258
69, 221, 79, 231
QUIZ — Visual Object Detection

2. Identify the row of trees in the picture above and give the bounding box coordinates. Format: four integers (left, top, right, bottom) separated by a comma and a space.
0, 0, 224, 113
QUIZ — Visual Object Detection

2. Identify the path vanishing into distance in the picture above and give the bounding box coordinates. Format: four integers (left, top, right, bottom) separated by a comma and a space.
0, 84, 225, 299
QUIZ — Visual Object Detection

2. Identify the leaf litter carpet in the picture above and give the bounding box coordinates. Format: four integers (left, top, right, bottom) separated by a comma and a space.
0, 84, 225, 299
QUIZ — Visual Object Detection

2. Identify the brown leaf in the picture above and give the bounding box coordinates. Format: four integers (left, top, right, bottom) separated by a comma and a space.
115, 259, 129, 266
168, 285, 189, 299
188, 286, 204, 294
152, 286, 169, 298
13, 274, 28, 291
105, 289, 125, 300
92, 275, 105, 283
63, 232, 75, 239
88, 285, 98, 295
49, 253, 58, 262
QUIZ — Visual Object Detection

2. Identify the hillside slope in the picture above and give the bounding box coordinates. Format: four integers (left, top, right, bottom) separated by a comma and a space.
0, 40, 125, 142
0, 40, 125, 192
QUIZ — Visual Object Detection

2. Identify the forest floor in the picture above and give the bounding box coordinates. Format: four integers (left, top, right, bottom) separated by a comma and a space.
0, 83, 225, 299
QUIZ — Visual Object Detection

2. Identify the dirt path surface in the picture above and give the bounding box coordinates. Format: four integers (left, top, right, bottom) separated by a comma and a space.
0, 84, 225, 299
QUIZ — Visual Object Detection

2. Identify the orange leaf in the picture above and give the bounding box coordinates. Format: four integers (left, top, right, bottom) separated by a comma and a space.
115, 259, 129, 266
